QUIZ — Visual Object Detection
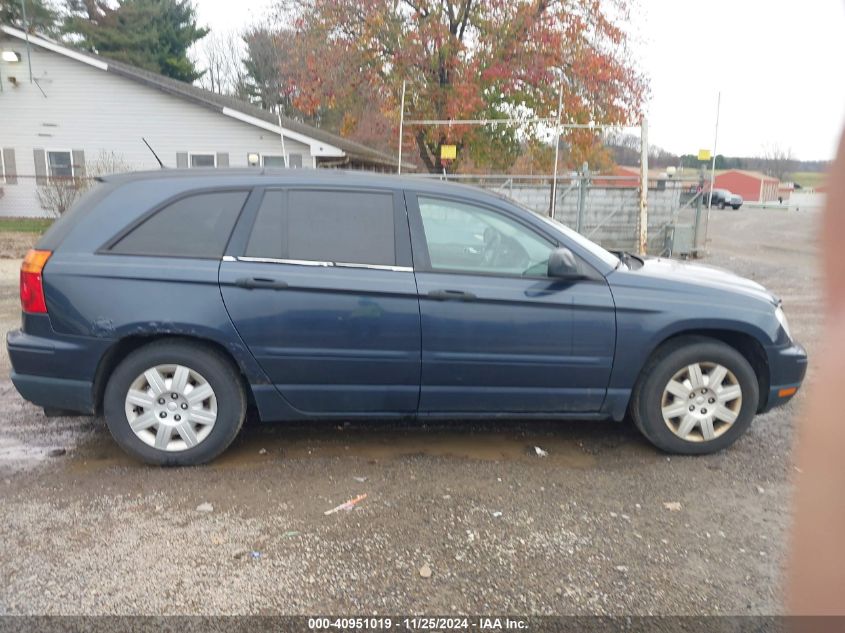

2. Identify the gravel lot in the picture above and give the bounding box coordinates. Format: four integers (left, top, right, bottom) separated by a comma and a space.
0, 208, 820, 615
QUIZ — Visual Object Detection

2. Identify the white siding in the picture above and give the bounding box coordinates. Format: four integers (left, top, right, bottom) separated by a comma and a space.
0, 37, 314, 217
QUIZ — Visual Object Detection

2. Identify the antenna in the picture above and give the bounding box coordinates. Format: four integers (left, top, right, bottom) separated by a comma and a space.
142, 137, 165, 168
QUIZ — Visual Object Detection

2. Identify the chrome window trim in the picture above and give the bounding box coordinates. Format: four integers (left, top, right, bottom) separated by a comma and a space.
231, 255, 412, 273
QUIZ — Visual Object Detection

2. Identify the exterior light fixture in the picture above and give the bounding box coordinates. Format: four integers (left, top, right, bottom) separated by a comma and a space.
1, 50, 22, 63
247, 153, 260, 166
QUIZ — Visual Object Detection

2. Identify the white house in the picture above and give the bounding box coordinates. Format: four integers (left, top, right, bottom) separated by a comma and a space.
0, 24, 404, 217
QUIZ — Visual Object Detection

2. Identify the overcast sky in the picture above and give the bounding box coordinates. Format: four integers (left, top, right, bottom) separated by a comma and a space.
193, 0, 845, 161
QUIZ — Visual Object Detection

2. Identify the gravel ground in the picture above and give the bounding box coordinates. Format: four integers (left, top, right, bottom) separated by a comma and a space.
0, 207, 820, 615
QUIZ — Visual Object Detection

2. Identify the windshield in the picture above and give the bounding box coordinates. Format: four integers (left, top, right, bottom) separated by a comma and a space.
532, 212, 622, 269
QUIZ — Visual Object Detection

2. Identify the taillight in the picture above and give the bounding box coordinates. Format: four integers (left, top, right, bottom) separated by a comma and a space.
20, 249, 52, 314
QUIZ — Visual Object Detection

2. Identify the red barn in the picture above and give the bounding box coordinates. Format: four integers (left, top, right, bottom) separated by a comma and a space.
713, 170, 780, 202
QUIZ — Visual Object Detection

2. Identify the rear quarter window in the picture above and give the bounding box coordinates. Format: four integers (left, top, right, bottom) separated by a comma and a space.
109, 190, 248, 258
37, 180, 117, 251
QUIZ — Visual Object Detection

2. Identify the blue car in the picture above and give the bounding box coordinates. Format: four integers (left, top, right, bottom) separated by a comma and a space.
8, 170, 807, 465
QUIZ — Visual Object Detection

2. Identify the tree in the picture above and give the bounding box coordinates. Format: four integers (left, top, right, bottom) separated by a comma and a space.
1, 0, 59, 34
239, 26, 293, 112
63, 0, 208, 82
196, 31, 246, 96
37, 177, 82, 217
280, 0, 647, 173
37, 150, 133, 216
758, 143, 797, 182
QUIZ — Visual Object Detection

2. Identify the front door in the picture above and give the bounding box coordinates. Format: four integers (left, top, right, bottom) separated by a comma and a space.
220, 187, 421, 415
407, 193, 616, 414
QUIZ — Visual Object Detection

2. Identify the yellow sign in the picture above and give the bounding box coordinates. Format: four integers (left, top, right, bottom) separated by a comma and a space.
440, 144, 457, 160
698, 149, 711, 161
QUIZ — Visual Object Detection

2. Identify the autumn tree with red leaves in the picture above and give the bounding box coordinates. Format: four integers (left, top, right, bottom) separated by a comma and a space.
280, 0, 647, 173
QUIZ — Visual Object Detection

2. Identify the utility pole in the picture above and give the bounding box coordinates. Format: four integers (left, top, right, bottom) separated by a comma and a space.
549, 79, 563, 218
277, 113, 288, 168
21, 0, 33, 83
637, 118, 649, 256
704, 92, 722, 249
694, 166, 705, 253
397, 80, 406, 174
576, 161, 589, 233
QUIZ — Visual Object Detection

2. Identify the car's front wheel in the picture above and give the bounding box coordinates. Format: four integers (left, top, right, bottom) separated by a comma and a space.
103, 340, 246, 465
631, 337, 759, 454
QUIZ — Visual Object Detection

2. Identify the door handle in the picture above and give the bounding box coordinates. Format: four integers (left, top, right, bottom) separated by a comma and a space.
235, 277, 289, 290
427, 289, 477, 301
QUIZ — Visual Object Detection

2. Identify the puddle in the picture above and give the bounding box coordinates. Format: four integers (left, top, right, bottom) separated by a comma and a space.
0, 436, 50, 467
215, 421, 599, 469
0, 382, 97, 473
67, 439, 137, 472
67, 419, 603, 470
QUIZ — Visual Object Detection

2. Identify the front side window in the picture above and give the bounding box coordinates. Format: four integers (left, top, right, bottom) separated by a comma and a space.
110, 190, 248, 258
245, 189, 396, 266
189, 153, 216, 168
418, 196, 555, 277
47, 150, 73, 179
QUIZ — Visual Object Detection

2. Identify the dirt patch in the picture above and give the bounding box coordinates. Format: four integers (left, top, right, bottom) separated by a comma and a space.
0, 232, 39, 259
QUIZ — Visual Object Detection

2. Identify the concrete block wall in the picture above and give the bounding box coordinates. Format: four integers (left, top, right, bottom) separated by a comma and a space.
499, 182, 684, 253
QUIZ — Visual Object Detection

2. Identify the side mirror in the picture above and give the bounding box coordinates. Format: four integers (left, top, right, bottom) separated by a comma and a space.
547, 247, 580, 278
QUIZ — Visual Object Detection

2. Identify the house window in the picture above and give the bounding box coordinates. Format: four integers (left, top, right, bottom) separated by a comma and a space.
189, 153, 216, 168
47, 150, 74, 180
261, 155, 285, 168
260, 154, 304, 168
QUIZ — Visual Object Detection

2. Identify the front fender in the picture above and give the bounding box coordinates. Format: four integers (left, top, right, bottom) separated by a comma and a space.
606, 282, 781, 394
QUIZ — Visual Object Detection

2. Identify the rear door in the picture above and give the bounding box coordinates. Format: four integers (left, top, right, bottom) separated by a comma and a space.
219, 187, 421, 415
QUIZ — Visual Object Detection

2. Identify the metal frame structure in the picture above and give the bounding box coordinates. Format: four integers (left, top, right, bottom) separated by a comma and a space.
395, 80, 650, 253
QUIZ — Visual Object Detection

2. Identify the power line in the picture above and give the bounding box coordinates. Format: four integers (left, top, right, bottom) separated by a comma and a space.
401, 118, 621, 128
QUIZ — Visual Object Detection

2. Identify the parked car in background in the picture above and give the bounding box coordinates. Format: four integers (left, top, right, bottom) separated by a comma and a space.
728, 193, 743, 209
8, 170, 807, 465
705, 189, 743, 210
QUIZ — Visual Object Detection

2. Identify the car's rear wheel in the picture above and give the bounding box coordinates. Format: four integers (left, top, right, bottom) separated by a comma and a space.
631, 337, 759, 454
103, 340, 246, 465
719, 201, 726, 209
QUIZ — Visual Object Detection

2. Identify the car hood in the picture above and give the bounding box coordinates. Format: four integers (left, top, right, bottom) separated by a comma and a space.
626, 257, 778, 305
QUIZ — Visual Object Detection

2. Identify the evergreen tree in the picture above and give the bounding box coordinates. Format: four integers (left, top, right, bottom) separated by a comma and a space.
1, 0, 59, 35
63, 0, 208, 82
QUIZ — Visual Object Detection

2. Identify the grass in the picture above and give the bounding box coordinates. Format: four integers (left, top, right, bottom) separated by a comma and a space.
0, 217, 54, 233
791, 171, 827, 189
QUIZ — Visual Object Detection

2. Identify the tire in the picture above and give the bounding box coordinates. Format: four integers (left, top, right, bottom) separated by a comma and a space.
630, 336, 759, 455
103, 339, 246, 466
732, 205, 741, 210
719, 201, 726, 209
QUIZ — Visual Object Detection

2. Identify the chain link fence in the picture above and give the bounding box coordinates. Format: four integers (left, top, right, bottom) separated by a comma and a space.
408, 171, 710, 256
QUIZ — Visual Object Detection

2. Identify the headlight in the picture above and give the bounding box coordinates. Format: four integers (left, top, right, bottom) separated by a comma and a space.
775, 305, 792, 340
